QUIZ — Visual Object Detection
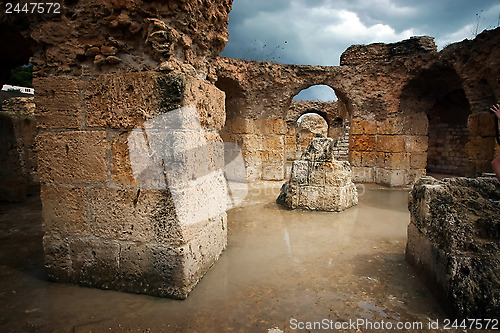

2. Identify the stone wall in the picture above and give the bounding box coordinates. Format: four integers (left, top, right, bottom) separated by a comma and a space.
427, 123, 469, 175
36, 71, 228, 299
214, 28, 500, 186
0, 97, 37, 201
221, 118, 286, 180
0, 0, 234, 299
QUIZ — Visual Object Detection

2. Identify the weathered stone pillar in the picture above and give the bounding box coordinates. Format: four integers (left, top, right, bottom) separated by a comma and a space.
36, 71, 228, 298
406, 176, 500, 318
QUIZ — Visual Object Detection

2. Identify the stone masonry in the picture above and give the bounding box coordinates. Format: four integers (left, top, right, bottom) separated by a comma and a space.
406, 176, 500, 318
215, 29, 500, 186
1, 0, 234, 299
277, 138, 358, 211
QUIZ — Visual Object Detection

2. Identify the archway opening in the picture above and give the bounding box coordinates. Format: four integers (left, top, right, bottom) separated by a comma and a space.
295, 112, 328, 157
400, 65, 471, 177
292, 84, 338, 102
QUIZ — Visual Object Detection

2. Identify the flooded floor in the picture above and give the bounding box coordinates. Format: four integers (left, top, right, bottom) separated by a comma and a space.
0, 182, 448, 332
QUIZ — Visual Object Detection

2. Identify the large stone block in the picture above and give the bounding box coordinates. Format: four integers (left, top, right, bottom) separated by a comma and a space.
466, 136, 496, 160
410, 152, 428, 169
378, 116, 404, 135
41, 184, 89, 235
406, 176, 500, 318
236, 134, 261, 151
467, 112, 496, 137
404, 135, 428, 152
375, 167, 406, 187
37, 130, 107, 184
362, 151, 384, 167
262, 163, 285, 180
403, 113, 428, 135
376, 135, 405, 152
350, 134, 376, 152
231, 118, 254, 134
261, 135, 284, 151
384, 152, 410, 169
85, 72, 225, 130
352, 166, 375, 183
34, 76, 84, 129
45, 205, 227, 300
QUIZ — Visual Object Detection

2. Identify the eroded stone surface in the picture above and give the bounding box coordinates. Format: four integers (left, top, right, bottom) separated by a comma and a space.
277, 138, 358, 211
406, 176, 500, 318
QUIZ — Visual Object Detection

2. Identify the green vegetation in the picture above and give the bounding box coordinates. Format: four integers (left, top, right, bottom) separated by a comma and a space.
8, 64, 33, 88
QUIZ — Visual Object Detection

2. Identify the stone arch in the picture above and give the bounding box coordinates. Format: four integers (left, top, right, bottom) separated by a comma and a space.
400, 64, 472, 176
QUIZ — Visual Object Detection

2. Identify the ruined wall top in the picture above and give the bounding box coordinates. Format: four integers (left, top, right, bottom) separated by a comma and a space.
0, 0, 233, 79
340, 36, 437, 66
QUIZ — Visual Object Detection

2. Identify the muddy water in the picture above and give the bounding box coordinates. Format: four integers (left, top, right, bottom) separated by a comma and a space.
0, 183, 446, 332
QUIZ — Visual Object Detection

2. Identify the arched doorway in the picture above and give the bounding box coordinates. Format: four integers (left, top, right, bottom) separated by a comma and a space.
296, 112, 328, 158
400, 65, 471, 177
285, 84, 349, 176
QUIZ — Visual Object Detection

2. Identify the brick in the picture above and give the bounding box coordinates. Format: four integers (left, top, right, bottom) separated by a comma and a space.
350, 135, 376, 152
231, 118, 254, 134
378, 117, 404, 135
85, 72, 225, 130
253, 119, 275, 134
375, 167, 406, 187
261, 135, 284, 151
362, 119, 378, 135
377, 135, 405, 152
236, 134, 261, 151
403, 113, 429, 135
465, 136, 496, 160
111, 131, 137, 186
384, 153, 410, 169
410, 152, 428, 169
352, 166, 375, 183
405, 135, 428, 152
349, 150, 362, 167
350, 118, 364, 135
362, 151, 384, 167
467, 113, 496, 137
41, 184, 89, 235
34, 76, 83, 129
37, 130, 107, 184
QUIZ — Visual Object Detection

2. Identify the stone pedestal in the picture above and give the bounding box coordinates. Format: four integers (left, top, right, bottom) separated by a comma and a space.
277, 138, 358, 211
406, 176, 500, 318
37, 71, 229, 299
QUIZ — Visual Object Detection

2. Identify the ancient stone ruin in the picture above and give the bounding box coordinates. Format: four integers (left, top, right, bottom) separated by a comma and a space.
0, 97, 37, 202
0, 0, 499, 308
277, 138, 358, 211
406, 176, 500, 318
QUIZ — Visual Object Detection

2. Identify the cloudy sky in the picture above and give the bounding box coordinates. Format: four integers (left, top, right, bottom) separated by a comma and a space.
220, 0, 500, 100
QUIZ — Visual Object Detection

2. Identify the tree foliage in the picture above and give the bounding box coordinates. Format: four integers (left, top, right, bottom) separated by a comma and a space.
8, 64, 33, 88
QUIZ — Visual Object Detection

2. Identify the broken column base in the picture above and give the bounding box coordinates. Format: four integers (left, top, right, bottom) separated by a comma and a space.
277, 138, 358, 212
406, 176, 500, 318
44, 213, 227, 299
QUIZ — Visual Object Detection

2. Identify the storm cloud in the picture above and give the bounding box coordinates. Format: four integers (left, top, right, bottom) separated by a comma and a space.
221, 0, 500, 66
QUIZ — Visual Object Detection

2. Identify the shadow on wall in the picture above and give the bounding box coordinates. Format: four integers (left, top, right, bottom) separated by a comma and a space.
400, 65, 472, 176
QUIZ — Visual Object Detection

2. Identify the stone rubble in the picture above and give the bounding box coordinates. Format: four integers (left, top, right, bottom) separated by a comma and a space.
277, 138, 358, 212
406, 176, 500, 318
